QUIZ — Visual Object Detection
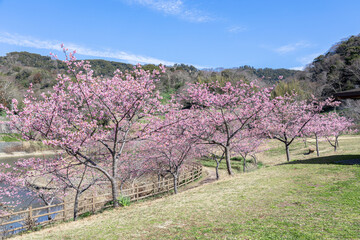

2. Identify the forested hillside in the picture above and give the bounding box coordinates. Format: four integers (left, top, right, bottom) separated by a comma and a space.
0, 51, 299, 108
306, 34, 360, 97
271, 34, 360, 99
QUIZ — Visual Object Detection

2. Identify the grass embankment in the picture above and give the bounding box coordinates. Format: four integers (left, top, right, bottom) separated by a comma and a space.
0, 133, 21, 142
0, 133, 55, 155
14, 136, 360, 239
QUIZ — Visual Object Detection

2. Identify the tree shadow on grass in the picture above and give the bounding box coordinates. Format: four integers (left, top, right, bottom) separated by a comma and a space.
279, 155, 360, 165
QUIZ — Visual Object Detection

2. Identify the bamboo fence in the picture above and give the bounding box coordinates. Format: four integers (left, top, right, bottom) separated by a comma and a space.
0, 164, 202, 237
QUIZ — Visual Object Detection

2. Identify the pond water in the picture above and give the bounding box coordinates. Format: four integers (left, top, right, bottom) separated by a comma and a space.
0, 153, 59, 210
0, 144, 62, 236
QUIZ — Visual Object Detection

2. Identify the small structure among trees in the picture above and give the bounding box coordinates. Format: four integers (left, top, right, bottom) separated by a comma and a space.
334, 88, 360, 100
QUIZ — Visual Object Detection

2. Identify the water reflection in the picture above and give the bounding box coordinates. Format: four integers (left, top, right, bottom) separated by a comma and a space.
0, 146, 61, 236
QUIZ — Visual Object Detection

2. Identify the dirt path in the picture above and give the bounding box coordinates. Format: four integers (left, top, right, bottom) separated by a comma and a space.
306, 135, 360, 142
0, 150, 59, 159
198, 167, 218, 184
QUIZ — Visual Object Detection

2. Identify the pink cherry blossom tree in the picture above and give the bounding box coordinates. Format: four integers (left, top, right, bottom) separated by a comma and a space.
304, 113, 354, 155
115, 143, 153, 194
45, 157, 101, 221
264, 94, 338, 161
0, 155, 101, 221
232, 129, 266, 172
303, 114, 327, 156
0, 158, 66, 215
183, 81, 272, 175
322, 112, 354, 152
209, 148, 225, 180
144, 108, 201, 194
1, 47, 165, 208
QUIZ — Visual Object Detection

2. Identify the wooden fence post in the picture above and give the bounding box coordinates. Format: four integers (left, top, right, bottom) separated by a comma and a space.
92, 193, 96, 213
48, 205, 51, 220
136, 186, 139, 201
63, 200, 66, 220
28, 206, 32, 224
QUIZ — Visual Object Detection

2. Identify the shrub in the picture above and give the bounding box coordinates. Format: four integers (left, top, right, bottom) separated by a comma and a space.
12, 66, 21, 72
78, 211, 92, 219
118, 195, 131, 207
105, 195, 131, 207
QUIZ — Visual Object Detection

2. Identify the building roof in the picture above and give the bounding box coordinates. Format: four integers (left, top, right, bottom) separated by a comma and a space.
333, 88, 360, 99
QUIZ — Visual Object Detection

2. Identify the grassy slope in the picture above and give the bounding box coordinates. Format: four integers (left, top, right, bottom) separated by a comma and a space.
15, 136, 360, 240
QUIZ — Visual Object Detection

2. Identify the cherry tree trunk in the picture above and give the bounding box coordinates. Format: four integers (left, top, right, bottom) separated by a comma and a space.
157, 174, 161, 191
73, 191, 80, 221
45, 202, 51, 221
335, 136, 339, 148
327, 138, 337, 152
285, 143, 290, 162
111, 155, 120, 208
225, 146, 233, 175
315, 134, 320, 157
212, 154, 220, 180
172, 173, 178, 194
252, 155, 257, 165
215, 159, 220, 180
110, 179, 119, 208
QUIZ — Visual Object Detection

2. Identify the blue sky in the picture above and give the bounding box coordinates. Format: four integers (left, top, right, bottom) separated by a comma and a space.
0, 0, 359, 70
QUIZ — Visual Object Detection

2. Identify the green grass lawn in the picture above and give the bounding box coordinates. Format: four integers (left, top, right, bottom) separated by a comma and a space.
200, 155, 260, 173
13, 136, 360, 239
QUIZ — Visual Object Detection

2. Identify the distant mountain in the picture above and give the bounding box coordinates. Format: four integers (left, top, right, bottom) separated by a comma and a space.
234, 65, 300, 83
0, 52, 137, 107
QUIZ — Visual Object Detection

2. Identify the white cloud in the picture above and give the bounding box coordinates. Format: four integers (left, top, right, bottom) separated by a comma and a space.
297, 52, 322, 65
274, 41, 312, 54
289, 66, 304, 71
0, 32, 60, 50
126, 0, 212, 22
227, 25, 247, 33
0, 32, 176, 65
130, 0, 182, 14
